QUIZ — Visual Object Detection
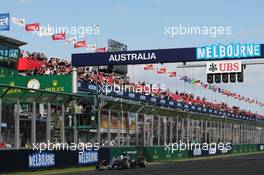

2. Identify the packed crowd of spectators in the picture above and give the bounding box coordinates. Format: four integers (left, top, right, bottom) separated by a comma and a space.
77, 68, 259, 119
26, 57, 72, 76
19, 50, 47, 61
19, 51, 72, 75
19, 51, 262, 119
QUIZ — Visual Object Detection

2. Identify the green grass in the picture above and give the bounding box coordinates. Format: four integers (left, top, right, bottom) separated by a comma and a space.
0, 166, 96, 175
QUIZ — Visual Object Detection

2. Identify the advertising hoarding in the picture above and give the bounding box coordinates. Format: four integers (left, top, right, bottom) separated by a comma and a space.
206, 60, 242, 74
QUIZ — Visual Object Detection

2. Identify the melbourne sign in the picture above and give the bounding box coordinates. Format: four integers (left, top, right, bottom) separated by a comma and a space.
197, 43, 261, 60
29, 152, 55, 168
206, 60, 242, 74
78, 150, 98, 165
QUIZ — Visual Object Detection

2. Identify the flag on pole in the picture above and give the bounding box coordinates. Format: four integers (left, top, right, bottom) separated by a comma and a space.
25, 23, 39, 31
52, 32, 65, 40
202, 83, 209, 89
144, 64, 154, 70
87, 44, 97, 51
96, 47, 107, 52
156, 67, 166, 74
169, 72, 177, 77
65, 37, 77, 44
193, 80, 201, 85
180, 75, 187, 81
11, 17, 25, 27
74, 40, 87, 48
223, 90, 231, 96
234, 94, 241, 99
186, 78, 192, 83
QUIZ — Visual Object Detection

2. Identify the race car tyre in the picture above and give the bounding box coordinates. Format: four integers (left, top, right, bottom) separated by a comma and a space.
140, 160, 147, 168
124, 161, 130, 169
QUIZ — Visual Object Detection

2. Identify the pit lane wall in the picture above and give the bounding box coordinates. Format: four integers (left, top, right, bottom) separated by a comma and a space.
105, 144, 264, 163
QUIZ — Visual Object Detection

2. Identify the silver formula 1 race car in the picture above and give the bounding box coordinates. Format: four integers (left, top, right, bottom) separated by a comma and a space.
98, 152, 147, 170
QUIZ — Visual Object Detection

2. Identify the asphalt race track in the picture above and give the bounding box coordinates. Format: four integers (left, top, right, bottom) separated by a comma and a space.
58, 153, 264, 175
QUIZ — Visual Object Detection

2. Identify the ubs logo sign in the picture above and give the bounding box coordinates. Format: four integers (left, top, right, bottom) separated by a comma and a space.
208, 63, 218, 72
206, 60, 242, 74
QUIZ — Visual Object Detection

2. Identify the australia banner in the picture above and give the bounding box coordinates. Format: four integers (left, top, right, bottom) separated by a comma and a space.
0, 13, 10, 31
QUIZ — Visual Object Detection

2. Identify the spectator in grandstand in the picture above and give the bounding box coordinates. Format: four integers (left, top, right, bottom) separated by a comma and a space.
20, 50, 47, 61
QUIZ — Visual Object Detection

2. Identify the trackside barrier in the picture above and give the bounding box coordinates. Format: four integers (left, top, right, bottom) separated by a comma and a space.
0, 144, 263, 173
0, 149, 98, 173
105, 144, 264, 163
230, 144, 259, 154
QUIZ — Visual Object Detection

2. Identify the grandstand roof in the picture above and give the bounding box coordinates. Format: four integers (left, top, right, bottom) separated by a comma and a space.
0, 35, 27, 47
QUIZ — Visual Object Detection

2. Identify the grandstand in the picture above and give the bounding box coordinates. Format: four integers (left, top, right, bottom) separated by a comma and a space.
0, 35, 264, 172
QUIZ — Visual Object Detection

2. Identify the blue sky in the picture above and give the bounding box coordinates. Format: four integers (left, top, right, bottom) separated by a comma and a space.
1, 0, 264, 114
